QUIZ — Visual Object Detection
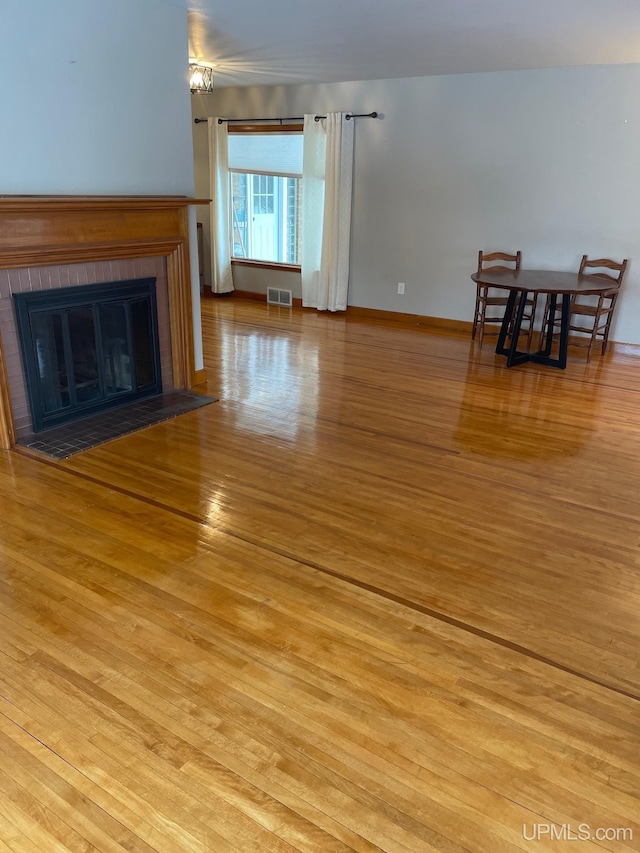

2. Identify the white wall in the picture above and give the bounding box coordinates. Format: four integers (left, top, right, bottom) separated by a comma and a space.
1, 0, 194, 195
193, 65, 640, 345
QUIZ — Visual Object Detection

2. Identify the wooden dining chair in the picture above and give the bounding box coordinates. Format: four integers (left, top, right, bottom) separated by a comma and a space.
472, 250, 536, 347
539, 255, 627, 362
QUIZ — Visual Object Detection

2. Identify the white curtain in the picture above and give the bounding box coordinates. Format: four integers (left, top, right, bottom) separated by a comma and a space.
301, 113, 354, 312
208, 118, 234, 294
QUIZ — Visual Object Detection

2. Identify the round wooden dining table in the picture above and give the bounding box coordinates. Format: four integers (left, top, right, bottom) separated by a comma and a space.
470, 268, 618, 368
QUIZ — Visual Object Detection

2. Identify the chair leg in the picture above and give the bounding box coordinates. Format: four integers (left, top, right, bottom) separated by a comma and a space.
538, 295, 550, 351
472, 286, 485, 343
472, 296, 481, 340
587, 297, 614, 362
586, 319, 599, 363
601, 311, 615, 355
477, 294, 488, 346
526, 293, 538, 350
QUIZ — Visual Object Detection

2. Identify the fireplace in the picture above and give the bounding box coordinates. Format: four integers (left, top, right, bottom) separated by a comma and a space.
14, 278, 163, 432
0, 195, 208, 449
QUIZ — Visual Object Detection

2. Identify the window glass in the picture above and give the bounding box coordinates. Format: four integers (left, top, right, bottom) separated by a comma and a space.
229, 131, 302, 265
228, 134, 302, 177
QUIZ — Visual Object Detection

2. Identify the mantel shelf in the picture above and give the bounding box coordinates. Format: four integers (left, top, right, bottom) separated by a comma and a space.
0, 195, 211, 213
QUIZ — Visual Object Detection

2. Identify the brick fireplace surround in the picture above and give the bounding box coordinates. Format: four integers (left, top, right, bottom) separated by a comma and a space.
0, 196, 208, 450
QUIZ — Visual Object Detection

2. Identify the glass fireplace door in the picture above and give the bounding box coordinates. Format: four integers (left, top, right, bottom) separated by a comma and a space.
99, 302, 133, 396
14, 278, 162, 432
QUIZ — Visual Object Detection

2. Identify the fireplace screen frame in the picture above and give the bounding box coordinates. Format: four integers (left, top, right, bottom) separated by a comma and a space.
13, 277, 163, 433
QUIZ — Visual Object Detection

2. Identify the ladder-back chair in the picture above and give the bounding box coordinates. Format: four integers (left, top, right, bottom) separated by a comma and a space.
472, 251, 536, 347
539, 255, 627, 362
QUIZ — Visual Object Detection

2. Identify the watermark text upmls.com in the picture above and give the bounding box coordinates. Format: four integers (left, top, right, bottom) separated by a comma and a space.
523, 823, 633, 843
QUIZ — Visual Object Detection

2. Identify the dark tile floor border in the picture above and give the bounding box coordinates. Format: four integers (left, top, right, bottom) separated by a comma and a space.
16, 391, 218, 459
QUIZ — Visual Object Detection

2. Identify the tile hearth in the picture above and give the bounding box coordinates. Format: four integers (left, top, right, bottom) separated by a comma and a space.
16, 390, 218, 459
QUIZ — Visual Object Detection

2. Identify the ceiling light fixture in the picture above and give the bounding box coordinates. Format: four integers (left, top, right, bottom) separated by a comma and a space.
189, 63, 214, 94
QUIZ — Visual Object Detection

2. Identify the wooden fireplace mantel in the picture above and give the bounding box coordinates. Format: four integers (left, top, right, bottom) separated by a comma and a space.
0, 195, 210, 449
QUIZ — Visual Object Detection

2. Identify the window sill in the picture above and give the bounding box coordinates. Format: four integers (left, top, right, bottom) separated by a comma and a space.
231, 258, 301, 273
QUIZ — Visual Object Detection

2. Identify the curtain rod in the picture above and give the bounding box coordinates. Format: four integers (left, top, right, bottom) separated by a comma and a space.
193, 112, 378, 125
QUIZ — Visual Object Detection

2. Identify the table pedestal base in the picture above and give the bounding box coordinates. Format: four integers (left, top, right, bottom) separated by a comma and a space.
496, 291, 571, 369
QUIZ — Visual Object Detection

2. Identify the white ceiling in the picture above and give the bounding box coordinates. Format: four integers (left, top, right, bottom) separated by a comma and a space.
186, 0, 640, 89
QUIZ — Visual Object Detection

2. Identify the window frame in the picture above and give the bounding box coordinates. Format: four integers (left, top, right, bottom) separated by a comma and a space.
228, 123, 303, 271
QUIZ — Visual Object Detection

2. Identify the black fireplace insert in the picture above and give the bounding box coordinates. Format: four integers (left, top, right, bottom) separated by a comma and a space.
14, 278, 163, 432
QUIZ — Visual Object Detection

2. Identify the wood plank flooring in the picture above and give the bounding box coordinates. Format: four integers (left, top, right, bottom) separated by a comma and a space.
1, 297, 639, 851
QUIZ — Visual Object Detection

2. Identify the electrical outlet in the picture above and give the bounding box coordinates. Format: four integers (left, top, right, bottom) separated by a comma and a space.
397, 282, 405, 295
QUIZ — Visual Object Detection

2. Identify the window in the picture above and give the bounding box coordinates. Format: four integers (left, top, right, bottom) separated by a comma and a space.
228, 129, 303, 265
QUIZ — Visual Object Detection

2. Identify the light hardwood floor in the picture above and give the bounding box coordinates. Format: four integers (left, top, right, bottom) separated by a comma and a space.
1, 297, 639, 852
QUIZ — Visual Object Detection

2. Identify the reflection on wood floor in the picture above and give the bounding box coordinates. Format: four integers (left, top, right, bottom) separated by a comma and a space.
1, 296, 639, 852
